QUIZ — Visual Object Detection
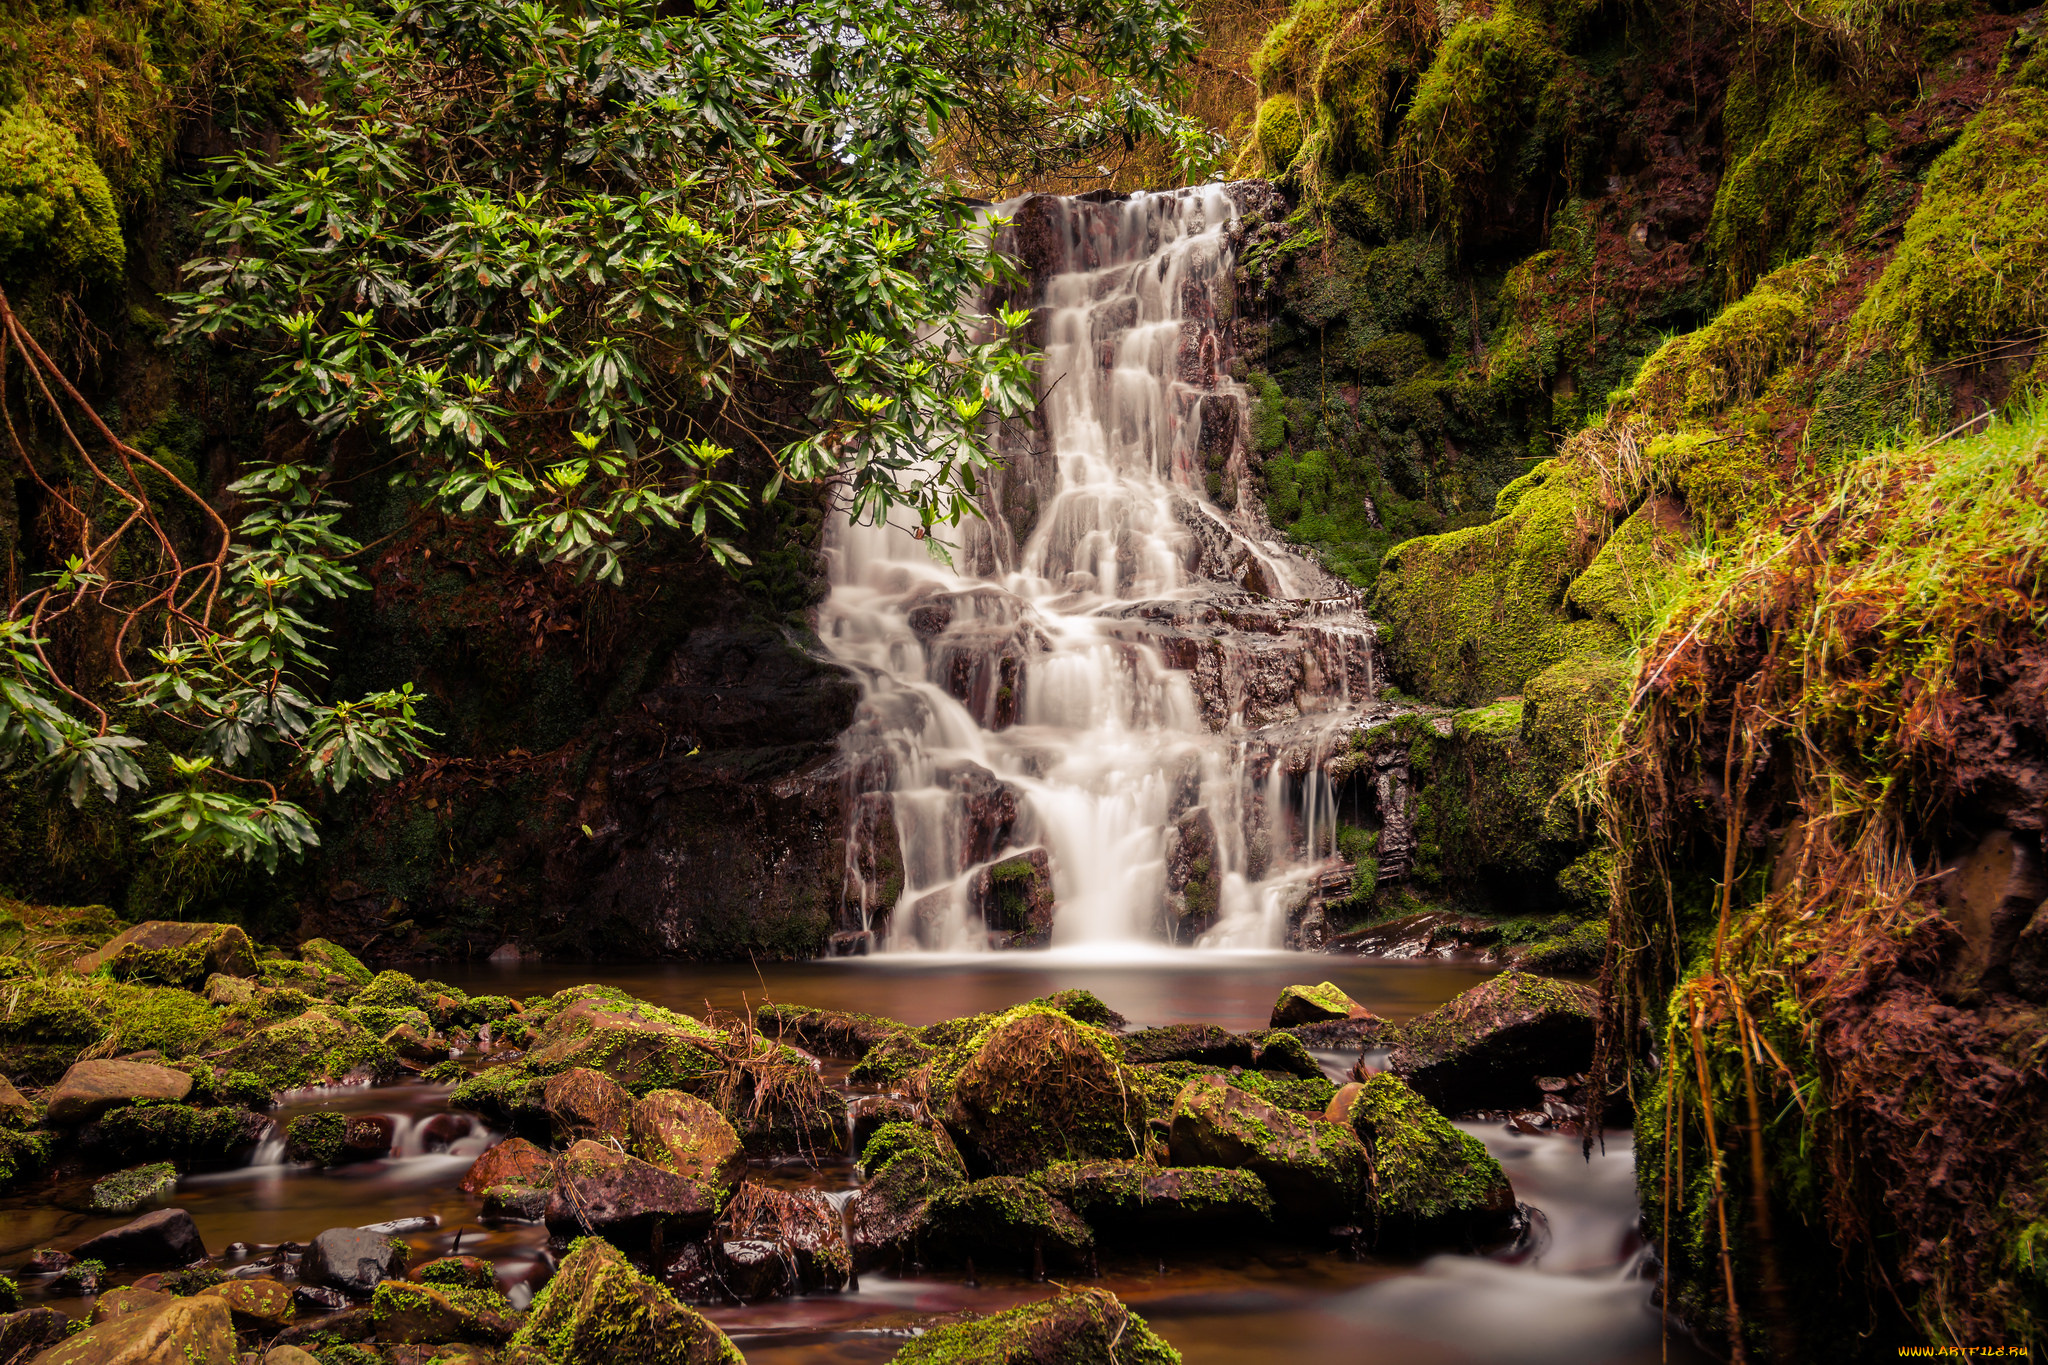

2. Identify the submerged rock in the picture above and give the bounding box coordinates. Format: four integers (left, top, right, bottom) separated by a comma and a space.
74, 1207, 206, 1267
1389, 970, 1598, 1113
45, 1060, 193, 1126
1329, 1075, 1517, 1241
506, 1235, 743, 1364
1035, 1159, 1274, 1238
1166, 1076, 1365, 1220
888, 1286, 1180, 1364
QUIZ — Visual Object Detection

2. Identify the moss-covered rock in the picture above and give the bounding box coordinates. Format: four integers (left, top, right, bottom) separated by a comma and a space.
1166, 1075, 1365, 1220
29, 1292, 235, 1365
848, 1121, 968, 1270
1253, 92, 1306, 173
298, 939, 373, 989
1035, 1159, 1275, 1239
752, 1003, 911, 1058
1707, 75, 1861, 298
218, 1006, 399, 1091
627, 1090, 745, 1195
0, 979, 112, 1082
370, 1278, 520, 1345
923, 1175, 1094, 1271
543, 1067, 631, 1143
542, 1139, 718, 1243
0, 1126, 55, 1185
1269, 981, 1362, 1027
81, 1102, 268, 1163
1330, 1074, 1516, 1239
89, 1161, 177, 1213
351, 970, 431, 1010
0, 105, 123, 284
1390, 970, 1597, 1113
196, 1276, 295, 1332
506, 1235, 742, 1365
888, 1286, 1181, 1365
286, 1112, 347, 1166
72, 921, 256, 987
937, 1005, 1149, 1174
1621, 256, 1838, 427
848, 1030, 940, 1085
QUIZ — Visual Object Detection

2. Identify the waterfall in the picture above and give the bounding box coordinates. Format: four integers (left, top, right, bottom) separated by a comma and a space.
821, 186, 1381, 953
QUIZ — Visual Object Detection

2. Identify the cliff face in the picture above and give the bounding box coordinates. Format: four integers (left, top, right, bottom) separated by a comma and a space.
1221, 0, 2047, 1352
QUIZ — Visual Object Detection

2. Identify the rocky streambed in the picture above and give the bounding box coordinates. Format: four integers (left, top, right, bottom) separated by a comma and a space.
0, 920, 1700, 1364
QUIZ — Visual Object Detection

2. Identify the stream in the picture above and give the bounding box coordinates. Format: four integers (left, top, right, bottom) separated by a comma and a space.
2, 957, 1708, 1364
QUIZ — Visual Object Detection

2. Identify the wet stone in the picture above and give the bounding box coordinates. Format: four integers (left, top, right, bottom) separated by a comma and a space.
74, 1207, 207, 1267
299, 1227, 409, 1296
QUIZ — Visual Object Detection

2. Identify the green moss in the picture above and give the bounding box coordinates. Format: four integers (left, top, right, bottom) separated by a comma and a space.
298, 938, 373, 989
89, 1101, 261, 1160
1520, 916, 1607, 973
220, 1006, 399, 1091
0, 104, 122, 283
1337, 1073, 1513, 1228
0, 1127, 53, 1186
286, 1111, 347, 1166
352, 970, 430, 1010
1027, 989, 1121, 1027
1253, 93, 1305, 174
1850, 89, 2048, 371
1621, 256, 1837, 428
103, 983, 220, 1058
509, 1235, 743, 1365
0, 1275, 16, 1312
924, 1175, 1095, 1265
1562, 498, 1684, 636
89, 1160, 178, 1212
1706, 76, 1862, 298
891, 1287, 1181, 1365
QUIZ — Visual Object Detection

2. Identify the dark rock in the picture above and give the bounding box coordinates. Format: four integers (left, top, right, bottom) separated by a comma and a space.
972, 849, 1056, 945
848, 1122, 967, 1272
848, 1094, 920, 1153
1165, 807, 1223, 940
1246, 1030, 1326, 1079
0, 1075, 36, 1127
506, 1236, 742, 1363
290, 1284, 352, 1314
716, 1185, 852, 1297
1167, 1075, 1365, 1220
1281, 1017, 1401, 1050
357, 1215, 439, 1236
74, 1208, 206, 1267
340, 1114, 395, 1162
922, 1176, 1093, 1271
285, 1112, 347, 1166
1390, 970, 1599, 1114
1036, 1159, 1275, 1239
890, 1286, 1177, 1364
300, 1227, 409, 1296
483, 1184, 549, 1222
419, 1113, 475, 1151
543, 1139, 718, 1243
44, 1060, 193, 1126
77, 1105, 268, 1164
715, 1239, 787, 1301
22, 1249, 72, 1273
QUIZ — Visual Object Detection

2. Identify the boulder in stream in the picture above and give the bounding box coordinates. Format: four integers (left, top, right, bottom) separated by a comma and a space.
544, 1067, 632, 1142
285, 1112, 347, 1166
218, 1007, 399, 1092
73, 1207, 206, 1267
938, 1005, 1148, 1174
506, 1235, 742, 1365
1268, 981, 1368, 1028
1328, 1075, 1518, 1242
752, 1003, 912, 1058
714, 1184, 852, 1297
196, 1277, 296, 1333
300, 1226, 409, 1295
71, 921, 256, 987
888, 1285, 1179, 1365
627, 1091, 746, 1194
847, 1121, 968, 1271
44, 1060, 192, 1126
544, 1139, 718, 1243
1035, 1159, 1275, 1238
922, 1176, 1094, 1272
369, 1278, 521, 1345
0, 1307, 69, 1363
88, 1162, 178, 1214
1389, 970, 1598, 1114
460, 1135, 554, 1193
1166, 1075, 1365, 1220
28, 1292, 235, 1365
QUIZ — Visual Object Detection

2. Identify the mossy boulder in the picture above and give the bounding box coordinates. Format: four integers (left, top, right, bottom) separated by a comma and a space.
888, 1286, 1180, 1365
543, 1139, 718, 1243
923, 1176, 1094, 1271
1329, 1074, 1516, 1239
1390, 970, 1598, 1113
0, 1075, 34, 1127
507, 1235, 743, 1365
286, 1112, 348, 1166
1166, 1075, 1365, 1220
1620, 256, 1837, 427
521, 995, 727, 1094
0, 979, 113, 1082
78, 1103, 268, 1163
1119, 1024, 1257, 1069
1269, 981, 1364, 1027
298, 939, 374, 989
627, 1090, 746, 1195
90, 1162, 177, 1214
369, 1278, 520, 1345
848, 1030, 940, 1085
351, 970, 431, 1010
1028, 989, 1125, 1028
412, 1255, 499, 1291
1253, 92, 1306, 172
0, 105, 124, 284
1035, 1159, 1275, 1239
848, 1121, 968, 1270
218, 1007, 400, 1092
196, 1276, 295, 1332
938, 1005, 1149, 1174
543, 1067, 631, 1143
72, 921, 256, 987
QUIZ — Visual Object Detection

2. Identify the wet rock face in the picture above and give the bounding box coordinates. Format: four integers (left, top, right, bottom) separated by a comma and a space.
626, 1091, 747, 1194
847, 1122, 968, 1272
972, 848, 1056, 945
1390, 971, 1598, 1114
922, 1176, 1094, 1272
714, 1186, 853, 1298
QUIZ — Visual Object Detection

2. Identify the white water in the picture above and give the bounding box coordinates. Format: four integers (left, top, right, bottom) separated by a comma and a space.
821, 187, 1381, 953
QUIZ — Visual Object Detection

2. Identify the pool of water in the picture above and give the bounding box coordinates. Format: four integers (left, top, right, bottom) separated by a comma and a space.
3, 953, 1708, 1365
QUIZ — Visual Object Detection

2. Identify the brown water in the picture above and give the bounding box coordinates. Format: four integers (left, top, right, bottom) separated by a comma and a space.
2, 955, 1710, 1365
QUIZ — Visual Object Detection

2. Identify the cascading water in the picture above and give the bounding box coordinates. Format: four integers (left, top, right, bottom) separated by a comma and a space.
823, 186, 1382, 953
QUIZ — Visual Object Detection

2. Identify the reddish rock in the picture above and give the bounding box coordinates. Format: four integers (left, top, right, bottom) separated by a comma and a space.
544, 1139, 717, 1242
459, 1136, 553, 1194
45, 1060, 193, 1126
543, 1067, 631, 1142
627, 1090, 746, 1194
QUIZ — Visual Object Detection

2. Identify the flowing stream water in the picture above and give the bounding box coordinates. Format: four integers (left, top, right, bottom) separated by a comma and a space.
823, 187, 1380, 954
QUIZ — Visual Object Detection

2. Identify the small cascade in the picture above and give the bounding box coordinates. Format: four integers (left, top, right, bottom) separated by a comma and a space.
823, 186, 1386, 952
